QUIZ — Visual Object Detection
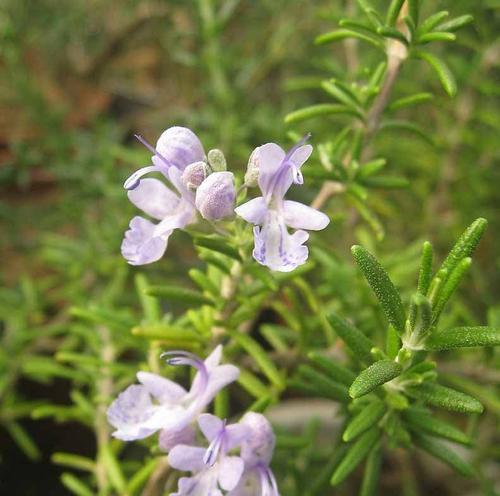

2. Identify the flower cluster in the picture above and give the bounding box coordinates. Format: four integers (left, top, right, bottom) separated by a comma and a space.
107, 346, 279, 495
121, 126, 329, 271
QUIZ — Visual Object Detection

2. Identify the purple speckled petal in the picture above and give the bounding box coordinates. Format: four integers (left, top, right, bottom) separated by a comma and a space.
218, 456, 245, 491
127, 178, 180, 220
106, 385, 181, 441
136, 371, 187, 403
234, 197, 267, 225
154, 127, 205, 171
121, 216, 169, 266
252, 211, 309, 272
195, 171, 236, 220
283, 200, 330, 231
168, 445, 206, 472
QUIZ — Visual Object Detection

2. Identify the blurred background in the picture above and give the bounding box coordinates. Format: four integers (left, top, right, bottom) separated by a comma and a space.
0, 0, 499, 494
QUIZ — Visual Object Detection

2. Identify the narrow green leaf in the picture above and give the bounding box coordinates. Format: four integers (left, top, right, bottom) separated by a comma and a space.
417, 241, 434, 295
348, 196, 385, 241
135, 274, 160, 322
132, 324, 204, 345
351, 245, 406, 334
315, 29, 383, 49
410, 293, 433, 342
338, 19, 377, 34
380, 119, 435, 145
100, 444, 126, 493
230, 332, 285, 389
357, 0, 383, 27
431, 257, 471, 323
376, 26, 408, 44
238, 369, 269, 398
321, 80, 363, 112
386, 325, 401, 359
343, 402, 386, 441
52, 452, 95, 472
386, 0, 405, 26
297, 365, 350, 403
327, 312, 374, 362
438, 218, 488, 284
331, 429, 380, 486
127, 458, 160, 494
360, 442, 382, 496
193, 235, 242, 261
403, 408, 471, 445
199, 252, 231, 274
436, 15, 474, 32
5, 421, 41, 461
61, 473, 94, 496
408, 383, 483, 414
418, 32, 456, 44
349, 360, 402, 398
357, 158, 386, 178
284, 104, 357, 124
308, 351, 356, 386
414, 50, 457, 97
248, 395, 273, 413
425, 326, 500, 350
408, 0, 420, 25
413, 434, 475, 477
188, 269, 220, 297
388, 92, 434, 111
418, 11, 449, 33
146, 285, 213, 305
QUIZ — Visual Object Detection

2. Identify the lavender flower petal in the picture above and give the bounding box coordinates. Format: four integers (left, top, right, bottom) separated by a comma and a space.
136, 371, 187, 403
168, 445, 206, 472
121, 216, 170, 266
218, 456, 245, 491
127, 178, 180, 220
234, 197, 267, 225
253, 212, 309, 272
283, 200, 330, 231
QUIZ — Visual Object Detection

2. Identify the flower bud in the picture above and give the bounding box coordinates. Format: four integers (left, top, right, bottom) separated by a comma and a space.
195, 171, 235, 221
207, 148, 227, 172
154, 126, 205, 171
244, 146, 260, 187
181, 161, 209, 190
239, 412, 275, 465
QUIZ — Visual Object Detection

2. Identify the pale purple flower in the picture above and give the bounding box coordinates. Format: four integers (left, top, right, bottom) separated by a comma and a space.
195, 171, 236, 221
106, 346, 239, 445
121, 127, 205, 265
169, 414, 248, 496
228, 413, 279, 496
235, 135, 329, 272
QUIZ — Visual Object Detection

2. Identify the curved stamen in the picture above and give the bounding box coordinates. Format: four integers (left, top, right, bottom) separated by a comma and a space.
203, 419, 227, 466
257, 464, 279, 496
134, 134, 174, 169
124, 165, 159, 190
160, 350, 209, 399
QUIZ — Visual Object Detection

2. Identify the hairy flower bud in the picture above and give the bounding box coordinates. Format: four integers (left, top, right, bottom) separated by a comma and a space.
239, 412, 275, 465
195, 171, 235, 221
244, 147, 260, 187
207, 148, 227, 172
154, 126, 205, 171
181, 161, 209, 190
